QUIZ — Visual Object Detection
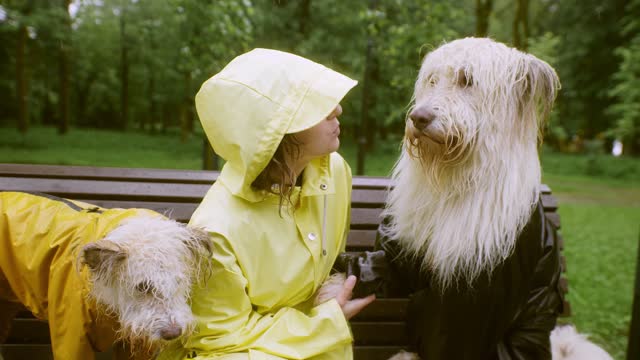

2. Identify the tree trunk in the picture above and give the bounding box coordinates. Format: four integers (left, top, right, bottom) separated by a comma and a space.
202, 136, 219, 170
298, 0, 312, 36
146, 67, 156, 133
58, 0, 72, 134
119, 2, 129, 130
513, 0, 529, 51
16, 23, 29, 133
475, 0, 493, 37
357, 0, 378, 175
180, 72, 193, 143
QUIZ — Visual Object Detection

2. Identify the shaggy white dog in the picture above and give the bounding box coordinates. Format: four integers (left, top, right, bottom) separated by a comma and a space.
550, 325, 614, 360
315, 38, 613, 360
382, 37, 559, 289
379, 37, 565, 359
0, 192, 212, 359
79, 215, 212, 349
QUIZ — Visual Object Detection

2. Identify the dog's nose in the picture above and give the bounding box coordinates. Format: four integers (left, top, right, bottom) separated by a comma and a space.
410, 107, 436, 131
160, 325, 182, 340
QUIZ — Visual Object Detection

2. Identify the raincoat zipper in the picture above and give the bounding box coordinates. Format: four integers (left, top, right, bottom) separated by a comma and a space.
322, 194, 327, 256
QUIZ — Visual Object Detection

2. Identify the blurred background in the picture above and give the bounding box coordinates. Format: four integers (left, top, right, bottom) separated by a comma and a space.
0, 0, 639, 358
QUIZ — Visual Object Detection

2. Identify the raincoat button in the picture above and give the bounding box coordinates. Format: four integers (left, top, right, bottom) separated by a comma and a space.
320, 184, 328, 190
307, 233, 317, 241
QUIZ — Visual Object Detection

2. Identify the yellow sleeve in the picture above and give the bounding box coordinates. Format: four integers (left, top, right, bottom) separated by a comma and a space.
186, 234, 353, 359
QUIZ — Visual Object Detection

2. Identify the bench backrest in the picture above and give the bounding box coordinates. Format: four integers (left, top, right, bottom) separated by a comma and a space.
0, 163, 569, 360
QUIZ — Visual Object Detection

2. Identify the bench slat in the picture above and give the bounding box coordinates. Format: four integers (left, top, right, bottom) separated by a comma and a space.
0, 177, 210, 202
0, 164, 391, 189
351, 322, 408, 345
5, 319, 50, 344
0, 344, 409, 360
354, 346, 409, 360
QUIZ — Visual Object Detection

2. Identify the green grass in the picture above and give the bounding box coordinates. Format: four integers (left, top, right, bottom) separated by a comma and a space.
555, 204, 639, 359
0, 126, 204, 169
2, 126, 640, 359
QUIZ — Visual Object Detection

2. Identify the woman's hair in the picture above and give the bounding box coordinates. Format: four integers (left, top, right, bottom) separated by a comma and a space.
251, 134, 302, 214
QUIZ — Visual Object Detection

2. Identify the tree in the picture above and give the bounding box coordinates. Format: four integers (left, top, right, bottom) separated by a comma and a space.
512, 0, 529, 50
476, 0, 493, 37
14, 0, 35, 134
118, 0, 129, 130
607, 0, 640, 155
547, 0, 629, 142
58, 0, 71, 134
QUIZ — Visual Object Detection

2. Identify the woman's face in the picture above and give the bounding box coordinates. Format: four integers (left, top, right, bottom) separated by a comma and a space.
294, 104, 343, 160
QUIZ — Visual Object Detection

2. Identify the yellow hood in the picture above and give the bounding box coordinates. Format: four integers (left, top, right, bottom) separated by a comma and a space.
195, 48, 357, 202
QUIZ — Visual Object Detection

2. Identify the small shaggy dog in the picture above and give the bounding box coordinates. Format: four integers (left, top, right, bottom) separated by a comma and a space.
0, 191, 212, 359
377, 37, 565, 359
550, 325, 613, 360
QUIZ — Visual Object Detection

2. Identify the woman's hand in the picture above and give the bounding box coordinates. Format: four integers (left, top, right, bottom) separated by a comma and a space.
335, 275, 376, 320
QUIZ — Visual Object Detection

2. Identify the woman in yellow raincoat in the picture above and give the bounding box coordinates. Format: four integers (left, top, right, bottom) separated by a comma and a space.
158, 49, 374, 360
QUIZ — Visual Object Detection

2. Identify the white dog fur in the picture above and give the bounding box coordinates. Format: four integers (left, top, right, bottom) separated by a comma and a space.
550, 325, 613, 360
381, 37, 559, 289
79, 215, 212, 349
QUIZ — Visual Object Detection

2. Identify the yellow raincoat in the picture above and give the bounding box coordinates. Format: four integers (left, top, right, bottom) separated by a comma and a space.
0, 191, 157, 359
159, 49, 358, 360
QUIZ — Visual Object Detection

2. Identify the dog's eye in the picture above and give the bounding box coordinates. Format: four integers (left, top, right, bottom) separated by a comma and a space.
428, 76, 437, 86
135, 281, 155, 295
456, 69, 473, 88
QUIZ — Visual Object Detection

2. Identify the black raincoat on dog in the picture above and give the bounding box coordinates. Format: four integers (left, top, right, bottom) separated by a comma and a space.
375, 201, 565, 360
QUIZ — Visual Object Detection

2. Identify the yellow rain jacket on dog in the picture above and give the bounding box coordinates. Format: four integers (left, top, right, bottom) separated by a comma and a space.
158, 49, 357, 360
0, 191, 159, 359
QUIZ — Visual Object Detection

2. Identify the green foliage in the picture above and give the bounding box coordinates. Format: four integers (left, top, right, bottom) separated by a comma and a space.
541, 148, 640, 183
545, 0, 628, 141
607, 0, 640, 154
1, 0, 639, 153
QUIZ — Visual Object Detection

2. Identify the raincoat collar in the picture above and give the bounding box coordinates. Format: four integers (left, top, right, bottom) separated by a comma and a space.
195, 48, 357, 203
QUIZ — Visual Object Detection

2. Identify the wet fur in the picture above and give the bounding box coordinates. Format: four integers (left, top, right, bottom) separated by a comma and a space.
0, 205, 211, 358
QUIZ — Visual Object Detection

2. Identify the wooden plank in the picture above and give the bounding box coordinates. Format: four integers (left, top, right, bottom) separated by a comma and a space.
557, 233, 564, 250
0, 163, 218, 184
545, 212, 561, 230
75, 200, 383, 229
0, 344, 152, 360
0, 164, 392, 189
353, 346, 408, 360
346, 230, 377, 250
0, 163, 553, 191
351, 189, 387, 206
561, 300, 572, 317
352, 299, 408, 321
0, 344, 53, 360
351, 322, 408, 345
0, 177, 209, 202
541, 193, 558, 211
6, 319, 49, 344
559, 277, 569, 294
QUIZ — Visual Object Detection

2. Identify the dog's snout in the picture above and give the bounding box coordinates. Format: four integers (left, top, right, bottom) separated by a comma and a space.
410, 107, 436, 130
159, 324, 182, 340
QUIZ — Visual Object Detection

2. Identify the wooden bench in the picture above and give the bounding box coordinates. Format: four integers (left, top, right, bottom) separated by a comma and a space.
0, 163, 570, 360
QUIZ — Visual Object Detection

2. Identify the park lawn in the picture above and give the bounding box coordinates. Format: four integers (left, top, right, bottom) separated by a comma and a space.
2, 126, 640, 358
0, 126, 205, 169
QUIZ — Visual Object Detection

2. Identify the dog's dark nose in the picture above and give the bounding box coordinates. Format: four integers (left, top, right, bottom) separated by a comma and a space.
160, 325, 182, 340
410, 106, 436, 131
